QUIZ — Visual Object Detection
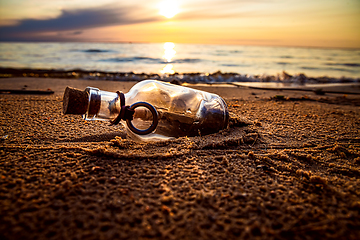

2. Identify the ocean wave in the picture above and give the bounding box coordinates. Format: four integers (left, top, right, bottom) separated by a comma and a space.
221, 64, 241, 67
1, 67, 359, 85
302, 65, 358, 73
325, 63, 360, 67
301, 66, 319, 70
211, 50, 242, 56
221, 63, 251, 67
212, 52, 228, 56
101, 57, 162, 63
101, 57, 203, 64
229, 50, 243, 54
279, 55, 293, 59
72, 49, 112, 53
171, 58, 202, 64
277, 62, 291, 65
324, 67, 358, 72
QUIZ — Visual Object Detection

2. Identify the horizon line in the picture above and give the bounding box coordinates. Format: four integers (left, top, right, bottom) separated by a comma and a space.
0, 40, 359, 51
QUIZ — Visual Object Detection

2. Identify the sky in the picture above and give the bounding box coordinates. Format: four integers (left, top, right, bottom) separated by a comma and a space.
0, 0, 359, 48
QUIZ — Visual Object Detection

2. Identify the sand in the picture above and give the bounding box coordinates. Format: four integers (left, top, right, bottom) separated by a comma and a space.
1, 77, 360, 240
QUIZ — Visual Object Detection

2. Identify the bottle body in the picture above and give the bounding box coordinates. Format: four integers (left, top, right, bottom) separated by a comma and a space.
64, 80, 229, 141
124, 80, 229, 141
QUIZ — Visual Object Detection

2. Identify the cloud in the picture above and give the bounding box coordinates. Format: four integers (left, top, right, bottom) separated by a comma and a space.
0, 5, 161, 41
72, 31, 83, 35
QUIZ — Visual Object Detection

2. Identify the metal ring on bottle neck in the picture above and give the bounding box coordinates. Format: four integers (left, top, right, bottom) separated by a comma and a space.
126, 102, 158, 135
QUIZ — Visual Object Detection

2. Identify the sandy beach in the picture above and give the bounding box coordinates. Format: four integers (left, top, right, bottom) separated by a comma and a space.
1, 77, 360, 239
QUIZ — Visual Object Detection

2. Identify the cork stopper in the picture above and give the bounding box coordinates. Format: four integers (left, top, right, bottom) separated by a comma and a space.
63, 87, 89, 114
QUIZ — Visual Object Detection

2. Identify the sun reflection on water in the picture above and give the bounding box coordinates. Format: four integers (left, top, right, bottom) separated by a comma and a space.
161, 64, 175, 74
161, 42, 176, 74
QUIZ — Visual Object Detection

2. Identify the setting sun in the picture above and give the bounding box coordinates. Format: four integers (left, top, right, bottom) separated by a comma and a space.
158, 0, 180, 18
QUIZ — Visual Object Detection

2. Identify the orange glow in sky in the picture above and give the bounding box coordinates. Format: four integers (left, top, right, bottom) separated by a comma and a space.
0, 0, 359, 49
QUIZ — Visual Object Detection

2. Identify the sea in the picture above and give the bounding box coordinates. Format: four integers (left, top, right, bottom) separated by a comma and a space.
0, 42, 359, 84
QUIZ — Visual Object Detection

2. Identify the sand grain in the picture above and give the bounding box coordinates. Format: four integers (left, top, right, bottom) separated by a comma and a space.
1, 79, 360, 240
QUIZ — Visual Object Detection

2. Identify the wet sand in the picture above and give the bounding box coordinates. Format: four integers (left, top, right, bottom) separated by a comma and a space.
1, 78, 360, 239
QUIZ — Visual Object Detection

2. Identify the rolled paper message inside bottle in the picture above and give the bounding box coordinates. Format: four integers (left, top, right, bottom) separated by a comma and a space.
63, 80, 229, 141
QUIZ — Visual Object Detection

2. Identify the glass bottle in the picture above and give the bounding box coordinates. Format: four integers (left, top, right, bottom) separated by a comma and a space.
63, 80, 229, 141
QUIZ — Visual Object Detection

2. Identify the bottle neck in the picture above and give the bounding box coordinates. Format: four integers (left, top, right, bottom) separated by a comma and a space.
85, 87, 101, 118
83, 87, 122, 121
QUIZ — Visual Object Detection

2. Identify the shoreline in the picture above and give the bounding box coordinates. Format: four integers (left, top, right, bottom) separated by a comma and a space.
1, 67, 359, 85
1, 78, 360, 105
